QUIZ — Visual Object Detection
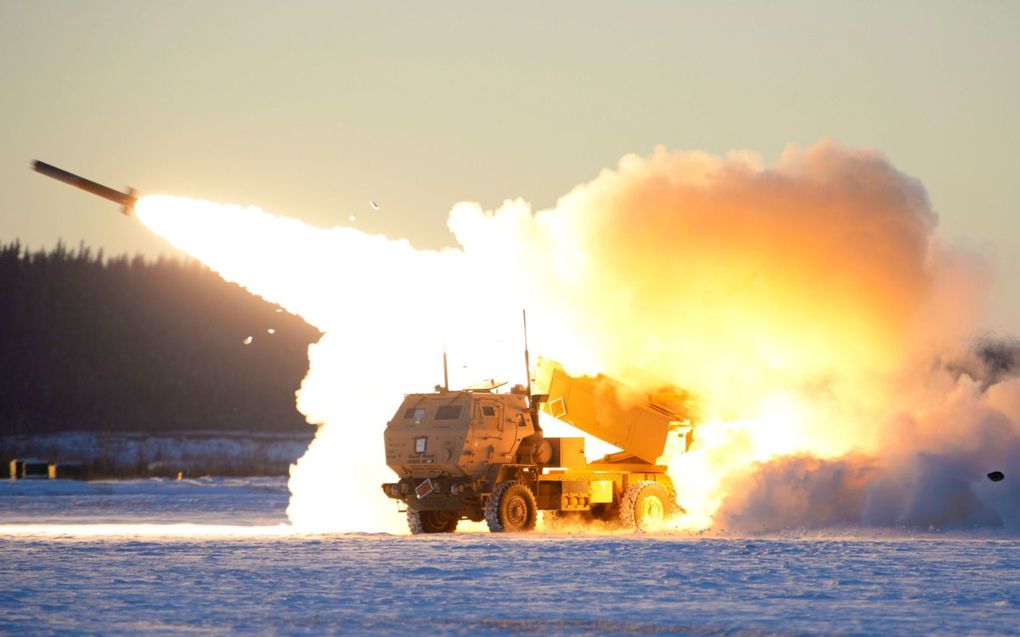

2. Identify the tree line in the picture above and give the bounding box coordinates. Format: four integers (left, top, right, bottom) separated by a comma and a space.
0, 240, 321, 435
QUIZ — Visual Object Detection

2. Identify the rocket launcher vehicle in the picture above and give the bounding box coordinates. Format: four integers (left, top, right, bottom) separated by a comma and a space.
381, 356, 696, 534
31, 160, 138, 216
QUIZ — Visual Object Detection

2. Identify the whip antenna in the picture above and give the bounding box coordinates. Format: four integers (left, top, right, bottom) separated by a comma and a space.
442, 347, 450, 392
523, 309, 532, 398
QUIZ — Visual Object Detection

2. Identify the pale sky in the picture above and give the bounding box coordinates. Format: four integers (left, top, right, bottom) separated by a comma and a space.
2, 1, 1018, 326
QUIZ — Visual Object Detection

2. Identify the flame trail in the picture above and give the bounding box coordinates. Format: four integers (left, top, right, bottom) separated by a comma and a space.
135, 140, 1018, 533
135, 198, 528, 532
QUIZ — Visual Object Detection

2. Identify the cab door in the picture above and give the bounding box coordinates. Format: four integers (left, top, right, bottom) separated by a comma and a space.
478, 398, 514, 460
478, 398, 503, 435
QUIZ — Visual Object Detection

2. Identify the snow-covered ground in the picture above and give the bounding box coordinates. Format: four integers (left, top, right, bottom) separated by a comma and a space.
0, 477, 289, 525
1, 479, 1018, 635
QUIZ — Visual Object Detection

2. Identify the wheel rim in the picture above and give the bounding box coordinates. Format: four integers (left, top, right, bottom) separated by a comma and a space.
641, 495, 664, 524
505, 495, 529, 528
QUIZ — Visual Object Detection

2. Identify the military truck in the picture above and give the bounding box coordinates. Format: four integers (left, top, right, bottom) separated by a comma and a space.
381, 358, 694, 534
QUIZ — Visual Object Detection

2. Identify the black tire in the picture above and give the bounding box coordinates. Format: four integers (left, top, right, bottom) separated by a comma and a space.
485, 481, 537, 532
407, 509, 459, 534
619, 481, 672, 531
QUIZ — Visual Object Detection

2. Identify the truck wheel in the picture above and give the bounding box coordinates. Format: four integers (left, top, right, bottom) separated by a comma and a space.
407, 509, 459, 534
620, 481, 672, 531
485, 481, 537, 532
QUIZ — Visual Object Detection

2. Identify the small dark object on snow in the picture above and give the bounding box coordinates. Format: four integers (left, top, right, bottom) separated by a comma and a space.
9, 458, 49, 479
49, 462, 86, 480
987, 471, 1005, 482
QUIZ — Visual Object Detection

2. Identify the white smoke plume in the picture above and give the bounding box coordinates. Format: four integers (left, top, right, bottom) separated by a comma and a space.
134, 140, 1015, 533
716, 344, 1020, 533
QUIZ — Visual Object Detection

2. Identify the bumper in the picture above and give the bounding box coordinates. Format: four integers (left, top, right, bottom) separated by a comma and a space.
381, 478, 473, 512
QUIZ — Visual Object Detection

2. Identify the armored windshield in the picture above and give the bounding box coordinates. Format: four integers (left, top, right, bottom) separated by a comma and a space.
435, 405, 463, 420
403, 407, 427, 422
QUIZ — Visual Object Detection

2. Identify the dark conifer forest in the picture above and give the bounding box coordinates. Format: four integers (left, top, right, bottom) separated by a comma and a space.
0, 240, 321, 435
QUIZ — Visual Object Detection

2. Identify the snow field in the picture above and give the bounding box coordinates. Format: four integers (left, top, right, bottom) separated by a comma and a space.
1, 479, 1017, 635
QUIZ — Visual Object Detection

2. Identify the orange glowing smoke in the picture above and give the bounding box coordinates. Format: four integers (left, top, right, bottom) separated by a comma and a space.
135, 140, 1011, 533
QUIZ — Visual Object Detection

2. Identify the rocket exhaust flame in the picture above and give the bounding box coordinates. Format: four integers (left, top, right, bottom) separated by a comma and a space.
116, 140, 1020, 534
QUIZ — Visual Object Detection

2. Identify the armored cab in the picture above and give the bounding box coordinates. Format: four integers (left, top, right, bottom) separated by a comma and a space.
382, 383, 541, 533
384, 386, 535, 481
381, 360, 695, 535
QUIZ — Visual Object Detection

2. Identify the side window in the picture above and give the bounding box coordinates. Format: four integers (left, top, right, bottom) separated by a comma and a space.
481, 405, 496, 417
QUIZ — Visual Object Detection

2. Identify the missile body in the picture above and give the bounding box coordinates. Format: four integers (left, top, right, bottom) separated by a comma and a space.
32, 160, 137, 216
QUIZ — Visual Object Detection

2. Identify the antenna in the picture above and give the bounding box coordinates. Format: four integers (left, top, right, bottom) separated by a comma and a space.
443, 348, 450, 392
523, 309, 532, 398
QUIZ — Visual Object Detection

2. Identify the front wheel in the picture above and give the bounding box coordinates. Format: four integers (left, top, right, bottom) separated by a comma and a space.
485, 481, 537, 532
408, 509, 459, 534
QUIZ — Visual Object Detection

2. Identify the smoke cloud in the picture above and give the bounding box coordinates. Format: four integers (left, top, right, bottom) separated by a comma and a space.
717, 346, 1020, 533
451, 140, 1008, 531
136, 139, 1015, 533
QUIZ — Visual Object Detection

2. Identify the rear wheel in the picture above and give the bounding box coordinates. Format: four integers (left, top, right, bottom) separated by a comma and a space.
485, 481, 537, 532
620, 481, 672, 531
407, 509, 459, 534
